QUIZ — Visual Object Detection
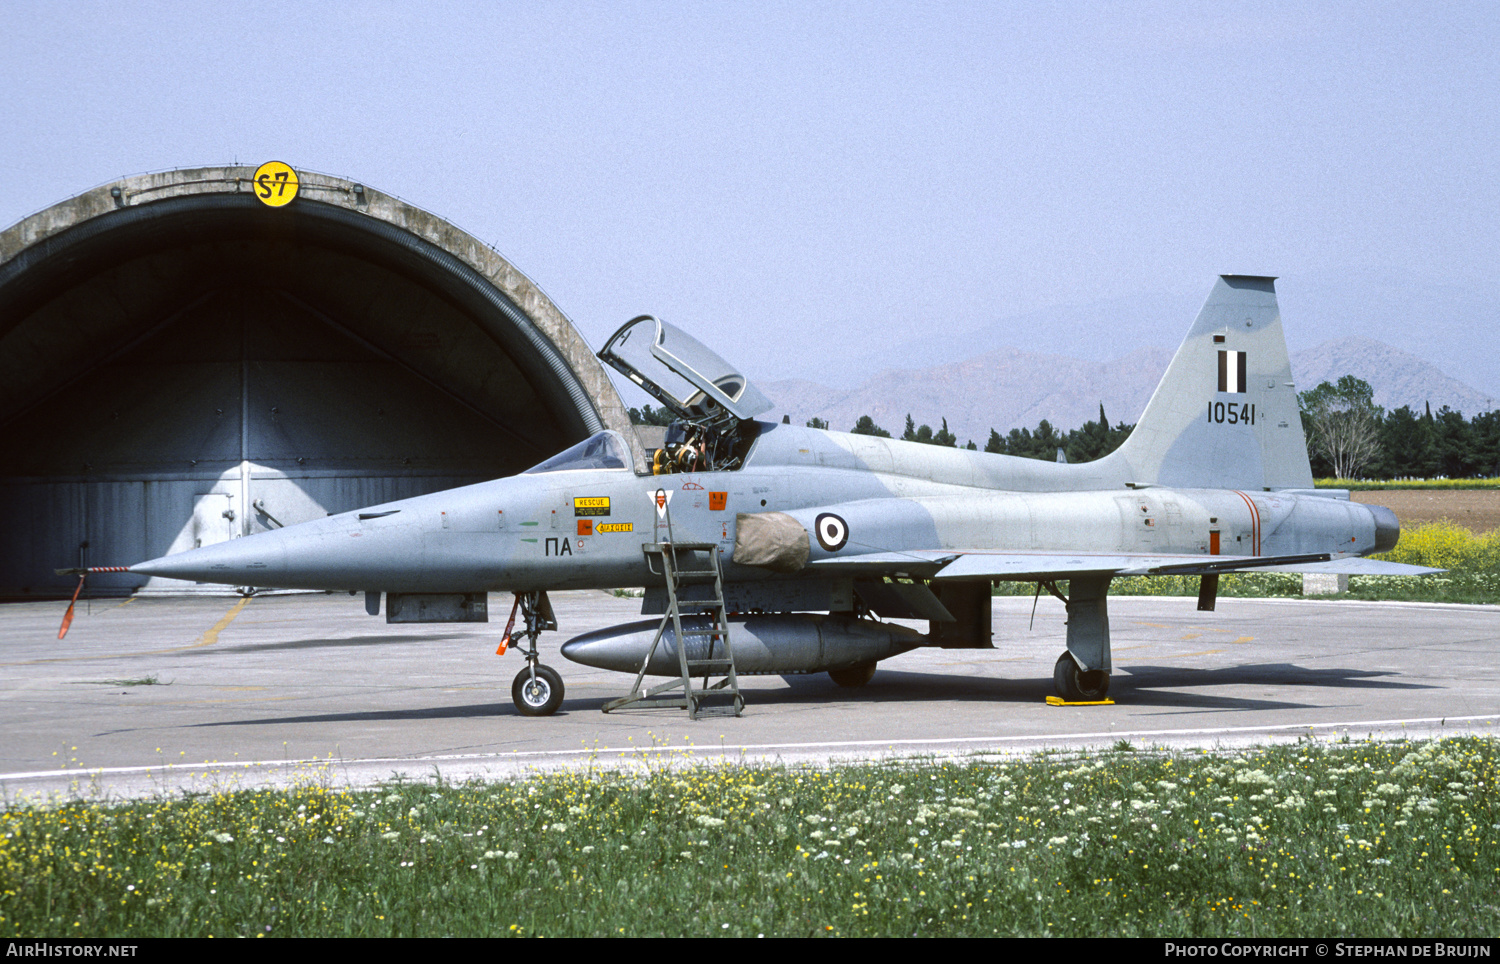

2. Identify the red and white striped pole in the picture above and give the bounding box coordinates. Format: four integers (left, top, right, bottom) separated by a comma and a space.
54, 567, 130, 639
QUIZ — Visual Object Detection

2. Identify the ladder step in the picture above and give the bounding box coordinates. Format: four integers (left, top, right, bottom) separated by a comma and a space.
614, 530, 741, 719
604, 696, 690, 712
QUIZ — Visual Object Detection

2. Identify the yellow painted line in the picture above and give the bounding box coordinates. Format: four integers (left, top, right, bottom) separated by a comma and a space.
1170, 650, 1224, 657
1230, 636, 1255, 644
189, 596, 250, 649
1132, 621, 1170, 628
1179, 633, 1202, 640
5, 597, 253, 666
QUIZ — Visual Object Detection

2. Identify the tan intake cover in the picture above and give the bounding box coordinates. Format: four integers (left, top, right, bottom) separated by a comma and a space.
732, 511, 810, 573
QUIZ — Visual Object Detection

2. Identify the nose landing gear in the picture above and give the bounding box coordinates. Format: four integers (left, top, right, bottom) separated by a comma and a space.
501, 591, 565, 716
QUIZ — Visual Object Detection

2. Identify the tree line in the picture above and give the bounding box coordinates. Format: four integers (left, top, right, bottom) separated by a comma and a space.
846, 405, 1134, 463
1298, 376, 1500, 479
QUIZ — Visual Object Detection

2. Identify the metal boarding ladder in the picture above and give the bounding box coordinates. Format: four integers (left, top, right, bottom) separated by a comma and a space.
603, 491, 743, 719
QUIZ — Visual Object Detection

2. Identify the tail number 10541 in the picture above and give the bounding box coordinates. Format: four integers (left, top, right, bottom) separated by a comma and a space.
1208, 401, 1256, 425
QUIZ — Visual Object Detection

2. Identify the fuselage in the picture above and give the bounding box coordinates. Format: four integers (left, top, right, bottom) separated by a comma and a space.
129, 422, 1397, 594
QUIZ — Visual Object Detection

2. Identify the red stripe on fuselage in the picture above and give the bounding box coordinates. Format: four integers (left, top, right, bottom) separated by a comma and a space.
1234, 491, 1261, 555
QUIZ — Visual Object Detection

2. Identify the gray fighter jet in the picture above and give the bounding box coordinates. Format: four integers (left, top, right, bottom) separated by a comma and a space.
114, 276, 1432, 717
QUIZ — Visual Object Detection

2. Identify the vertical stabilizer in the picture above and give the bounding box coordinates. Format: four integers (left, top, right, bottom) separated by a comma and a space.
1111, 276, 1313, 490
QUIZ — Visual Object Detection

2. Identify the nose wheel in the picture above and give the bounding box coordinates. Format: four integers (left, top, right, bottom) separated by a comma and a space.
513, 663, 564, 716
500, 591, 565, 716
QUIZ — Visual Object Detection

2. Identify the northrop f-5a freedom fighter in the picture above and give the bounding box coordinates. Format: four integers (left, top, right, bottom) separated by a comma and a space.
106, 276, 1432, 718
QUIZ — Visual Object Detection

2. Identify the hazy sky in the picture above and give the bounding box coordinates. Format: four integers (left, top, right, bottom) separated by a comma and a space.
4, 1, 1496, 391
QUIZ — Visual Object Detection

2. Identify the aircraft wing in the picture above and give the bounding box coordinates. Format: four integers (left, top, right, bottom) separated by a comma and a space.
808, 549, 1441, 580
801, 550, 961, 574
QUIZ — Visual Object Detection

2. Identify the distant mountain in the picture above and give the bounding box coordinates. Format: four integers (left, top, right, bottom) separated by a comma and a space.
817, 289, 1200, 388
800, 270, 1499, 403
760, 336, 1494, 444
762, 346, 1172, 445
1291, 337, 1496, 415
1286, 270, 1500, 405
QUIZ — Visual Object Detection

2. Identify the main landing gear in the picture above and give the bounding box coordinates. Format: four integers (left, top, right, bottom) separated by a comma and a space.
1039, 575, 1114, 703
1054, 652, 1110, 702
502, 591, 565, 716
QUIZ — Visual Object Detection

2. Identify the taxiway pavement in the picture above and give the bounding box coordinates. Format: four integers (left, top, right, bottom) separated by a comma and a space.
2, 590, 1496, 798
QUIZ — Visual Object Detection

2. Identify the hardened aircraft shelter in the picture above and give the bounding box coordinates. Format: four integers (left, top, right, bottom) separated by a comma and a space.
0, 165, 638, 596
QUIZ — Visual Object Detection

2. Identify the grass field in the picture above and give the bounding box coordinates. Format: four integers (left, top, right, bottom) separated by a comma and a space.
2, 738, 1495, 937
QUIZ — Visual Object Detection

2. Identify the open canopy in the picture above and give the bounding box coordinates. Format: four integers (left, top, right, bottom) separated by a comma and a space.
599, 315, 773, 426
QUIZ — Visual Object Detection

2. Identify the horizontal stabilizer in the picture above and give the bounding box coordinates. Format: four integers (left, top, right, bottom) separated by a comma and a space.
1143, 553, 1332, 575
1249, 558, 1443, 576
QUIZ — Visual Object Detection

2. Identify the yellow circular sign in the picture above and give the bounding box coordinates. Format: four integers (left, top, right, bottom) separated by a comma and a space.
251, 161, 299, 207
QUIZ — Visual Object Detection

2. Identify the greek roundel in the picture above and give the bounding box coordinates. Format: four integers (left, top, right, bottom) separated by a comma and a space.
814, 513, 849, 551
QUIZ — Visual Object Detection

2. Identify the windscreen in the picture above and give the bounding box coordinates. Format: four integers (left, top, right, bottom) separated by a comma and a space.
523, 431, 630, 474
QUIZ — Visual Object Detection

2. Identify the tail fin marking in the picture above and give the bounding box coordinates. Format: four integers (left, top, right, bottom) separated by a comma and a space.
1111, 275, 1313, 491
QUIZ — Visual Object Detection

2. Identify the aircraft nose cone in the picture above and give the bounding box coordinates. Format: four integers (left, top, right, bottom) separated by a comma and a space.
1369, 504, 1400, 553
130, 533, 288, 582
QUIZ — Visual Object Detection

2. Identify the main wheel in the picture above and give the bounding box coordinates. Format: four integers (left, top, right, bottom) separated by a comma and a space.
1053, 652, 1109, 702
828, 660, 878, 688
512, 664, 565, 716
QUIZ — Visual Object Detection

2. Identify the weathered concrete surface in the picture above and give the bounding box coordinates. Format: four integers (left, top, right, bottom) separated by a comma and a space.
1, 592, 1495, 799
